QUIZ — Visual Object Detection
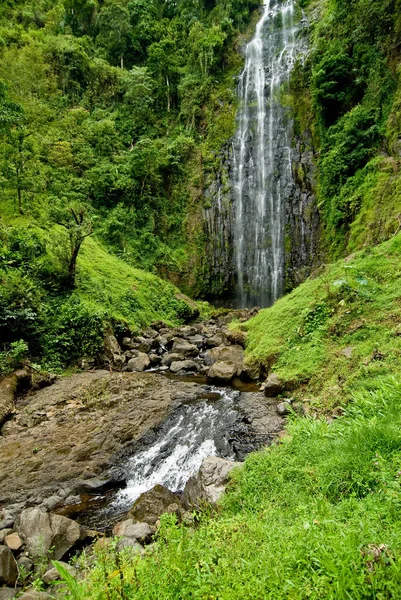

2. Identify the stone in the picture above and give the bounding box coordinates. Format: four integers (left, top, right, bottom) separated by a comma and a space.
182, 457, 240, 509
128, 485, 180, 525
16, 591, 50, 600
276, 401, 292, 416
116, 538, 145, 553
0, 546, 18, 585
242, 361, 261, 381
171, 339, 199, 358
169, 360, 198, 374
0, 530, 13, 544
127, 353, 150, 372
0, 374, 17, 428
226, 329, 247, 347
104, 335, 122, 359
0, 588, 17, 600
42, 562, 76, 585
16, 508, 83, 560
113, 520, 152, 544
262, 373, 283, 397
205, 333, 227, 348
341, 346, 354, 359
161, 353, 183, 367
207, 361, 237, 384
137, 341, 152, 354
17, 555, 34, 575
149, 354, 162, 366
121, 337, 135, 350
204, 346, 244, 375
4, 533, 22, 551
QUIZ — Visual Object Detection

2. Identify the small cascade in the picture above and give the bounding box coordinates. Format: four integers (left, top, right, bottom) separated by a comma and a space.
232, 0, 304, 308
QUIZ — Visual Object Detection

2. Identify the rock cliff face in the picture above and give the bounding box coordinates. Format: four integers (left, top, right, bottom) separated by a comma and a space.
202, 5, 320, 306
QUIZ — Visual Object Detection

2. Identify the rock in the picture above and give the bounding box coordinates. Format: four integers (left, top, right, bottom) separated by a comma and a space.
121, 337, 135, 350
242, 361, 261, 381
207, 361, 237, 384
171, 339, 199, 358
182, 457, 240, 509
205, 333, 227, 348
16, 508, 83, 560
42, 562, 76, 585
0, 588, 17, 600
188, 335, 204, 348
262, 373, 283, 397
174, 293, 200, 322
0, 530, 13, 544
149, 354, 162, 367
16, 591, 51, 600
116, 538, 145, 553
112, 520, 152, 544
137, 341, 152, 354
104, 335, 122, 366
276, 401, 292, 416
0, 546, 18, 585
161, 353, 183, 367
0, 374, 17, 428
4, 533, 22, 551
17, 555, 34, 575
204, 346, 244, 375
341, 346, 354, 359
128, 485, 180, 525
127, 353, 150, 372
169, 360, 198, 374
226, 329, 247, 347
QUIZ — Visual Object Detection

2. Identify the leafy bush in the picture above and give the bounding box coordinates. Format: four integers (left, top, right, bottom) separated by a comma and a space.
0, 339, 29, 375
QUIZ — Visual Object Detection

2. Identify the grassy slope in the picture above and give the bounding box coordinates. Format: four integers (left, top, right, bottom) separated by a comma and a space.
242, 233, 401, 413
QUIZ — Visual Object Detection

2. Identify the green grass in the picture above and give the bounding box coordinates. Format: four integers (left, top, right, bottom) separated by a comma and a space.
58, 376, 401, 599
241, 233, 401, 412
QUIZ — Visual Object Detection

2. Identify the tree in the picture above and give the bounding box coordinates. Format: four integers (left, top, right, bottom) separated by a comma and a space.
96, 4, 132, 68
56, 206, 93, 287
0, 80, 24, 133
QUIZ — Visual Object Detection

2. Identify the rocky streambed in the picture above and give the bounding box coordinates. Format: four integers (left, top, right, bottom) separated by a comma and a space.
0, 312, 292, 597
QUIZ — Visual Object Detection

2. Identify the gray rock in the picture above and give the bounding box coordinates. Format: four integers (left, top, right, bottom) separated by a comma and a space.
171, 339, 199, 358
169, 360, 198, 374
127, 353, 150, 372
205, 333, 227, 348
17, 555, 34, 575
42, 562, 76, 585
16, 508, 83, 560
262, 373, 283, 397
207, 361, 237, 383
16, 591, 51, 600
204, 346, 244, 375
113, 520, 152, 544
0, 530, 13, 544
0, 546, 18, 585
0, 374, 17, 428
277, 401, 292, 416
183, 457, 240, 509
128, 485, 179, 525
137, 341, 152, 354
161, 353, 183, 367
0, 588, 17, 600
149, 354, 162, 366
116, 538, 145, 553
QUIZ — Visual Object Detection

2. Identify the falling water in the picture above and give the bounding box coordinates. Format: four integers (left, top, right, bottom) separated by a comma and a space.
233, 0, 303, 308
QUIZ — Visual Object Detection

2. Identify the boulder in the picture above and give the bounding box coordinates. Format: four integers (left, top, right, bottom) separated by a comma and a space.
4, 533, 22, 551
149, 354, 162, 367
242, 361, 261, 381
0, 588, 17, 600
226, 329, 247, 347
204, 346, 244, 375
205, 333, 227, 348
0, 374, 17, 428
16, 508, 83, 560
207, 361, 237, 384
182, 457, 240, 509
161, 353, 183, 367
261, 373, 283, 397
42, 562, 76, 585
277, 401, 292, 416
171, 339, 199, 358
17, 555, 34, 575
127, 353, 150, 372
0, 530, 13, 544
116, 538, 145, 553
169, 360, 198, 374
112, 520, 152, 544
16, 591, 51, 600
128, 485, 179, 525
0, 546, 18, 585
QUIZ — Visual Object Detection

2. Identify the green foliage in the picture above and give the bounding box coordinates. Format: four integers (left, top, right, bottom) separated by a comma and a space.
0, 339, 29, 375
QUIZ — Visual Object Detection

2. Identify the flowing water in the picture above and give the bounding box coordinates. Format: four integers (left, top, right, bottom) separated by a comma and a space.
233, 0, 303, 307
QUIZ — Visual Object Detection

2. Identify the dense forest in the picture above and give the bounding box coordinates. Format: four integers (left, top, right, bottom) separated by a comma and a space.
0, 0, 258, 370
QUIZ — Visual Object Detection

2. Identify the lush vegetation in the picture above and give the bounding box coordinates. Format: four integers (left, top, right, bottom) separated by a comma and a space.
0, 0, 258, 370
58, 377, 401, 598
295, 0, 401, 256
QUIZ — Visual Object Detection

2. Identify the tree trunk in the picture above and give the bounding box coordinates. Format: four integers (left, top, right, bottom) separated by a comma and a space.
68, 241, 82, 288
17, 187, 23, 215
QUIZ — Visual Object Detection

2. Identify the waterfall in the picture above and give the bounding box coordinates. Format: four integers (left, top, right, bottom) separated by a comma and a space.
232, 0, 302, 308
